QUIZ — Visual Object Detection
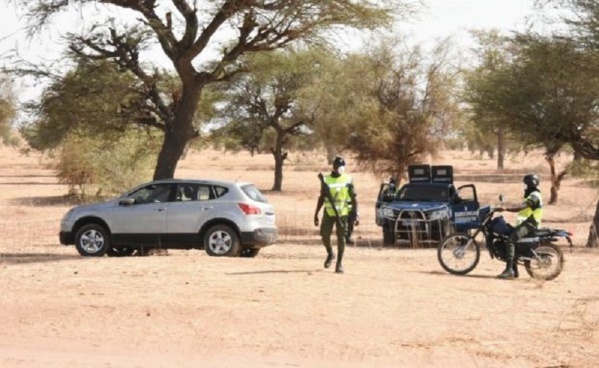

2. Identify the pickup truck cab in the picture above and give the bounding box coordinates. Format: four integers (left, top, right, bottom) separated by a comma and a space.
375, 165, 480, 247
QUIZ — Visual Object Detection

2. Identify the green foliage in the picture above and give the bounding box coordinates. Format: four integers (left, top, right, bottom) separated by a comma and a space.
214, 47, 325, 152
0, 74, 18, 147
322, 36, 462, 178
12, 0, 408, 179
55, 129, 160, 198
465, 32, 599, 160
20, 59, 151, 151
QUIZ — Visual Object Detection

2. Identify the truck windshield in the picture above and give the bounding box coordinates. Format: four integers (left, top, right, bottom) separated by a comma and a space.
397, 186, 449, 202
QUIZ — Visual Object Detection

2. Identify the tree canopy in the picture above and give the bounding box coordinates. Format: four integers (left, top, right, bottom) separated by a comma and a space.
9, 0, 411, 179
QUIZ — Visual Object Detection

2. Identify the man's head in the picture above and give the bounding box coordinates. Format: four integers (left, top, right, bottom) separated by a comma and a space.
333, 156, 346, 174
523, 173, 539, 187
523, 173, 540, 196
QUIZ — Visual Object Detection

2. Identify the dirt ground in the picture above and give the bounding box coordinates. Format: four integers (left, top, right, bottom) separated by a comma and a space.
0, 145, 598, 368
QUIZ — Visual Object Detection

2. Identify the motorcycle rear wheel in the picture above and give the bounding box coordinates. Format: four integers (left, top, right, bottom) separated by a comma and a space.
524, 243, 564, 281
437, 233, 481, 275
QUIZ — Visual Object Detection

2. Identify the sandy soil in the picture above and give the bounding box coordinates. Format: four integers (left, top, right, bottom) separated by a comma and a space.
0, 145, 598, 368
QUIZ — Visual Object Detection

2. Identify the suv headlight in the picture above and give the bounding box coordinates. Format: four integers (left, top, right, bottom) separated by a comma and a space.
381, 207, 395, 217
429, 209, 448, 221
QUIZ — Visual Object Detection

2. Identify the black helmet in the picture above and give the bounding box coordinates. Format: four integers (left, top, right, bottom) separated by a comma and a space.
523, 173, 539, 187
333, 156, 346, 169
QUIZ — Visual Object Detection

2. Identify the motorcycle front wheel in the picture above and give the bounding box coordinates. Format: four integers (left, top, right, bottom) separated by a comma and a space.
524, 243, 564, 281
437, 233, 481, 275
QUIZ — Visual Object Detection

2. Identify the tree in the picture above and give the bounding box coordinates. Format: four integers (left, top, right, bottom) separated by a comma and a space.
465, 34, 599, 202
0, 73, 18, 146
342, 37, 461, 181
215, 48, 322, 191
19, 59, 161, 196
10, 0, 408, 180
463, 30, 519, 170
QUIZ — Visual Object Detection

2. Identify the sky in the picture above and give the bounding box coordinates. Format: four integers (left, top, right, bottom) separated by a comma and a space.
400, 0, 540, 42
0, 0, 551, 104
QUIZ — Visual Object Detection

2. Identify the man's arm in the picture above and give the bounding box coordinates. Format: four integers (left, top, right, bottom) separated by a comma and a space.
314, 193, 325, 226
497, 200, 530, 213
349, 183, 359, 225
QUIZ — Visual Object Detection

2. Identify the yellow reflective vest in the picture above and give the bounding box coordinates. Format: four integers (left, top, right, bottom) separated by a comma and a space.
323, 173, 352, 217
517, 190, 543, 227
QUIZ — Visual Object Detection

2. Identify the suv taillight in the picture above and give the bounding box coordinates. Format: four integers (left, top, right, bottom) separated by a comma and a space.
238, 203, 261, 215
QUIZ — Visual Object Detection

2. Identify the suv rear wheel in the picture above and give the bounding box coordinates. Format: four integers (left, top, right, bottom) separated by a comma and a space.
204, 224, 240, 257
75, 224, 110, 257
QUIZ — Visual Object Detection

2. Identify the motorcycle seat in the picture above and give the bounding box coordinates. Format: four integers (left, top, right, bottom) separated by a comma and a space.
534, 228, 552, 237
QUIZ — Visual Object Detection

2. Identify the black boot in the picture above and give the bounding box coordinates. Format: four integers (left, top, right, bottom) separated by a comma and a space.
324, 252, 335, 268
335, 261, 344, 274
498, 259, 515, 279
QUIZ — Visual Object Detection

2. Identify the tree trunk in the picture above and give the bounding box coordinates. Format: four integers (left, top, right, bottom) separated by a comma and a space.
545, 152, 566, 205
271, 128, 287, 191
496, 126, 505, 170
587, 198, 599, 248
153, 84, 200, 180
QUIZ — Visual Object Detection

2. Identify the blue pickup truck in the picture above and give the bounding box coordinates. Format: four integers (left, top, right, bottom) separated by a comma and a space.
375, 165, 480, 247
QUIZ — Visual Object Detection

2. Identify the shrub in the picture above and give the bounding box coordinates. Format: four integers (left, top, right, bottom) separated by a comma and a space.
54, 130, 160, 198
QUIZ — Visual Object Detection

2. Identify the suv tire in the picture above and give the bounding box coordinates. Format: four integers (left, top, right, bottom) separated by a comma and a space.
204, 224, 240, 257
75, 224, 110, 257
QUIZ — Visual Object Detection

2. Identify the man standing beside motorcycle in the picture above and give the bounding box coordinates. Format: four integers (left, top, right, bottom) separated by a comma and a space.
495, 173, 544, 279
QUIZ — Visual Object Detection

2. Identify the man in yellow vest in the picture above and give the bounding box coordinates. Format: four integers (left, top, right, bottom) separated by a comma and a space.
496, 173, 543, 279
314, 156, 358, 273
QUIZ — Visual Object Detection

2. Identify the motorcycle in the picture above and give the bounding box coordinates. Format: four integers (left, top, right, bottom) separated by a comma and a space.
437, 204, 572, 280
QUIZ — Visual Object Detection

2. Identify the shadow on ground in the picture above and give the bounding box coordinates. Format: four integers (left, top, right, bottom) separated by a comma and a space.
0, 252, 81, 265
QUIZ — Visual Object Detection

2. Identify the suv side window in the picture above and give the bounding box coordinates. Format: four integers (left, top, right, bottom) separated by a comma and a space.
213, 185, 229, 199
131, 184, 173, 204
197, 185, 213, 201
176, 184, 197, 201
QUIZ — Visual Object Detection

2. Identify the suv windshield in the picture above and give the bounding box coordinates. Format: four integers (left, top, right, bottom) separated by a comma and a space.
241, 184, 268, 203
397, 186, 449, 202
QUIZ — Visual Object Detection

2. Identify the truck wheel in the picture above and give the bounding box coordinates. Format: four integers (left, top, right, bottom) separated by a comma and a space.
383, 226, 395, 246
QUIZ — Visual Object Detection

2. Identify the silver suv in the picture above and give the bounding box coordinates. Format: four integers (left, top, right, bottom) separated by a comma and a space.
59, 179, 277, 257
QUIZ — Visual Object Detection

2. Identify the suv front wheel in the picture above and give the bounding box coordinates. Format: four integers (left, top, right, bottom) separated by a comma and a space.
75, 224, 110, 257
203, 224, 240, 257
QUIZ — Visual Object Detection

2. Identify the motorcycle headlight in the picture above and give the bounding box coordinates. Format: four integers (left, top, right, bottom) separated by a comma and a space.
429, 209, 448, 221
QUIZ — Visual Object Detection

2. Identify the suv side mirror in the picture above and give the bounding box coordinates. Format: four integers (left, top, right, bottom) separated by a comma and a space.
119, 197, 136, 206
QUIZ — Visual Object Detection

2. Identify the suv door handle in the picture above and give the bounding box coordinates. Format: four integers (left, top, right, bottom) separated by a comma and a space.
156, 208, 166, 212
201, 206, 213, 211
